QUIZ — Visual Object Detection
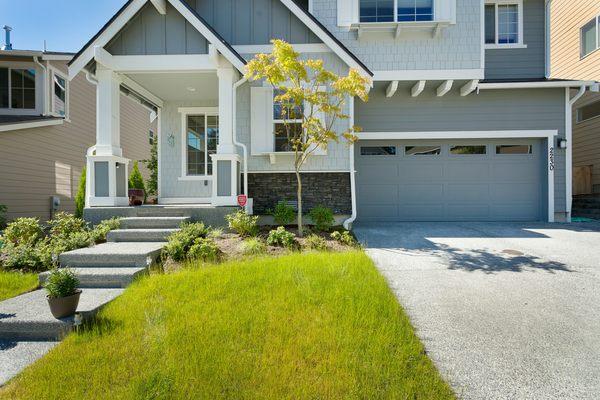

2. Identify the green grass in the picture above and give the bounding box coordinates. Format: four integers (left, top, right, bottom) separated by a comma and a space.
0, 251, 454, 400
0, 271, 39, 301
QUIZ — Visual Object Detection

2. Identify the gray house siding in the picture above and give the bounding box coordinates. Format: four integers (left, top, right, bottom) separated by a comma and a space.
355, 83, 566, 213
485, 0, 546, 80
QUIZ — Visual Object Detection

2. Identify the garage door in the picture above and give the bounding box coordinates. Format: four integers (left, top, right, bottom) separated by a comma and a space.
356, 139, 545, 222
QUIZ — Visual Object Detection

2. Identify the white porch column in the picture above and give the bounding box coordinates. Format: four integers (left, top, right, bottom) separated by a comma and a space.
95, 65, 122, 156
217, 65, 237, 154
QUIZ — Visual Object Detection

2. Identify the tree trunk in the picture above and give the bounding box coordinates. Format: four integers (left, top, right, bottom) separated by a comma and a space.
295, 170, 303, 237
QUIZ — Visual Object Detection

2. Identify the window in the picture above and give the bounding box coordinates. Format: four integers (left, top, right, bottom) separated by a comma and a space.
0, 67, 36, 110
273, 89, 304, 152
576, 100, 600, 123
496, 145, 533, 154
581, 16, 599, 58
485, 1, 523, 47
0, 68, 7, 108
360, 0, 433, 23
405, 145, 441, 155
185, 113, 218, 176
51, 70, 67, 117
361, 146, 397, 155
450, 145, 487, 155
149, 130, 155, 145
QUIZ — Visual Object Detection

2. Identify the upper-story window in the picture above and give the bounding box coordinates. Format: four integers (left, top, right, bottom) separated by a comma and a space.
50, 68, 68, 117
581, 15, 599, 58
273, 89, 303, 152
360, 0, 433, 23
0, 67, 36, 110
484, 1, 525, 48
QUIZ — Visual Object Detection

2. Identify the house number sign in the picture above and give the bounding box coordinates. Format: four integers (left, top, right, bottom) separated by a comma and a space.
549, 147, 555, 171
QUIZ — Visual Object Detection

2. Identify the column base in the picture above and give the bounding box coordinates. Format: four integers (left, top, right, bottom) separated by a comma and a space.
88, 196, 129, 207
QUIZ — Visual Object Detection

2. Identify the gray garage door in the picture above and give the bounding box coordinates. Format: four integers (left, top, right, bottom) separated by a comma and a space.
356, 139, 545, 222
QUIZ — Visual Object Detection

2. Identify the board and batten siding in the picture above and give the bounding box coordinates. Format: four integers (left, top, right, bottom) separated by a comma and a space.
355, 83, 567, 213
485, 0, 547, 80
106, 0, 320, 57
0, 61, 154, 222
573, 92, 600, 193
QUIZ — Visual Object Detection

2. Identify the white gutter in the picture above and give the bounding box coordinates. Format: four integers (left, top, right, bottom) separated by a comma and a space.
232, 76, 249, 211
565, 85, 587, 222
343, 96, 357, 230
479, 80, 596, 89
85, 71, 98, 85
545, 0, 553, 78
33, 56, 48, 115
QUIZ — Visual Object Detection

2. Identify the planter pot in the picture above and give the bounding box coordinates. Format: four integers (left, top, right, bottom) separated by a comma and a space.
128, 189, 145, 206
47, 290, 82, 319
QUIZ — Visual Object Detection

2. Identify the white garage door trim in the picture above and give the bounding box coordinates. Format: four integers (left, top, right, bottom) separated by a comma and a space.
355, 130, 558, 222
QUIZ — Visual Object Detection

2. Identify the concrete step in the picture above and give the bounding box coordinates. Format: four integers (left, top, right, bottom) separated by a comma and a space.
107, 228, 178, 243
59, 242, 164, 269
0, 289, 124, 341
39, 267, 147, 289
120, 216, 189, 229
0, 340, 58, 385
135, 208, 185, 217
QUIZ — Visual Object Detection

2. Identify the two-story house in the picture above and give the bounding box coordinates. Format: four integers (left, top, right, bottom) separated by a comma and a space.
550, 1, 600, 200
0, 27, 156, 222
70, 0, 596, 226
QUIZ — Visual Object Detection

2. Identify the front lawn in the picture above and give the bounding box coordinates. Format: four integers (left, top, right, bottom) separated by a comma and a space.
0, 271, 38, 301
0, 251, 453, 399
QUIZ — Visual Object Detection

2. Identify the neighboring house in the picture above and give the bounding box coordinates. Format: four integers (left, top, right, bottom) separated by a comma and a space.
70, 0, 596, 225
550, 1, 600, 195
0, 30, 156, 222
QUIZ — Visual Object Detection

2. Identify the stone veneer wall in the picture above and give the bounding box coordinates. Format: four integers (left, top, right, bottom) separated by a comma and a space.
248, 173, 352, 214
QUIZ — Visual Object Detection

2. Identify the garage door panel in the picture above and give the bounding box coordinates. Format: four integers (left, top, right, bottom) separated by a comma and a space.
446, 205, 491, 220
360, 164, 399, 181
358, 184, 398, 204
446, 184, 490, 202
491, 163, 538, 182
490, 204, 539, 220
445, 163, 490, 181
399, 163, 444, 181
361, 205, 399, 219
399, 205, 444, 221
398, 184, 444, 203
491, 183, 539, 202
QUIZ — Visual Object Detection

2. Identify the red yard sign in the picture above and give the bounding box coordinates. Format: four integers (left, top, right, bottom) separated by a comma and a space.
237, 194, 248, 207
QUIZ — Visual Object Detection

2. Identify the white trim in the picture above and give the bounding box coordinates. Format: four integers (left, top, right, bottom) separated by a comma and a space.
436, 80, 453, 97
120, 75, 164, 108
48, 66, 69, 119
544, 0, 552, 78
484, 0, 525, 48
278, 0, 372, 78
484, 44, 527, 49
566, 86, 587, 222
411, 80, 426, 97
352, 21, 452, 40
386, 81, 399, 97
158, 197, 212, 204
460, 79, 479, 96
0, 61, 42, 115
94, 48, 217, 73
178, 106, 218, 114
178, 107, 219, 180
41, 54, 73, 61
479, 80, 597, 89
480, 0, 485, 70
150, 0, 167, 14
178, 176, 213, 181
157, 107, 162, 202
547, 138, 555, 223
233, 44, 331, 54
344, 96, 356, 230
247, 170, 351, 174
357, 130, 559, 140
0, 118, 63, 132
374, 69, 484, 81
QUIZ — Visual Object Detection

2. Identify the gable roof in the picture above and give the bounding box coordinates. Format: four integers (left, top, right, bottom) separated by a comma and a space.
68, 0, 246, 79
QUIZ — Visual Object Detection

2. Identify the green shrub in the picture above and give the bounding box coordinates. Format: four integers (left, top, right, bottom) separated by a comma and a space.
0, 204, 7, 230
309, 205, 335, 232
207, 227, 223, 239
75, 167, 86, 218
271, 201, 296, 226
48, 212, 88, 237
330, 230, 358, 247
240, 237, 267, 256
143, 138, 158, 197
2, 218, 43, 245
267, 226, 298, 249
304, 234, 329, 251
129, 161, 146, 192
0, 242, 42, 270
36, 232, 92, 270
163, 222, 210, 262
226, 210, 259, 237
44, 268, 79, 299
90, 218, 121, 244
187, 238, 221, 262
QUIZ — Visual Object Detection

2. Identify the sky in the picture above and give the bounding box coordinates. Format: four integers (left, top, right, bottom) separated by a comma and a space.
0, 0, 127, 53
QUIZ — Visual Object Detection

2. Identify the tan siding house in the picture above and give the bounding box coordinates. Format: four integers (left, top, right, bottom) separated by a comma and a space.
550, 0, 600, 193
0, 56, 155, 222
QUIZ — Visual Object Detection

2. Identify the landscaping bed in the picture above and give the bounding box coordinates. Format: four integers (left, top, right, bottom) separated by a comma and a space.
0, 251, 454, 399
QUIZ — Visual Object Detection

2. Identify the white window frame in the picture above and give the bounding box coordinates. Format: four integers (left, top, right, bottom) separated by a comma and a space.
272, 89, 304, 153
359, 0, 435, 23
580, 15, 600, 59
0, 62, 40, 115
484, 0, 526, 49
576, 99, 600, 124
178, 107, 219, 181
48, 66, 69, 119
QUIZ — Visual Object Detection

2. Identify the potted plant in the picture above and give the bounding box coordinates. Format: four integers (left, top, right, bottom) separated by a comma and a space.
128, 161, 146, 206
44, 268, 81, 319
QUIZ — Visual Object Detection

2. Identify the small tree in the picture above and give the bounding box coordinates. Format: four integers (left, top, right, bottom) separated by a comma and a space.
129, 161, 146, 192
246, 40, 370, 236
143, 138, 158, 197
74, 167, 86, 218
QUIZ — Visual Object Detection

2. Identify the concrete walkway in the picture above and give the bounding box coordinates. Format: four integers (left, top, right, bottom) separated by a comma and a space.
355, 222, 600, 400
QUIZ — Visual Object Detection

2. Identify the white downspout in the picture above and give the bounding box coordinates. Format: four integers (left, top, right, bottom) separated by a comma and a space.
566, 85, 587, 221
33, 56, 48, 115
232, 76, 249, 210
545, 0, 553, 79
343, 96, 357, 230
84, 71, 99, 209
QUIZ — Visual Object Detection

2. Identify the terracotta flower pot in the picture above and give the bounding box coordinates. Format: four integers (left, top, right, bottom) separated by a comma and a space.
128, 189, 145, 206
47, 290, 82, 319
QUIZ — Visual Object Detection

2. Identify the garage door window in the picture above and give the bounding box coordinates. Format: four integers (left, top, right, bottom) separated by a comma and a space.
361, 146, 396, 155
450, 145, 487, 155
496, 144, 533, 154
405, 145, 441, 155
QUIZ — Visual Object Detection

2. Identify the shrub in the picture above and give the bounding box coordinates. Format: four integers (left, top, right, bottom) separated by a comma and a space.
90, 218, 121, 244
309, 205, 335, 232
163, 222, 210, 262
36, 232, 92, 270
240, 238, 267, 256
129, 161, 146, 192
75, 167, 86, 218
226, 210, 259, 237
0, 204, 7, 230
330, 230, 358, 247
44, 268, 79, 299
267, 226, 298, 249
48, 212, 88, 237
207, 227, 223, 239
271, 201, 295, 226
0, 242, 42, 270
2, 218, 43, 245
187, 238, 221, 262
304, 234, 329, 251
143, 138, 158, 197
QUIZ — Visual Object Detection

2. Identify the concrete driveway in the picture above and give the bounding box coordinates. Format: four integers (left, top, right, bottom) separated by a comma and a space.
354, 222, 600, 400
